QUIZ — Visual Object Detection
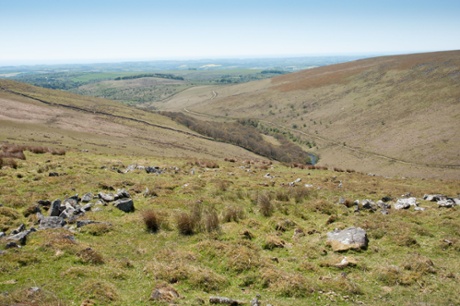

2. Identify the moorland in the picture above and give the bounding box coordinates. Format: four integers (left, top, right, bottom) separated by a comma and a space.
0, 51, 459, 305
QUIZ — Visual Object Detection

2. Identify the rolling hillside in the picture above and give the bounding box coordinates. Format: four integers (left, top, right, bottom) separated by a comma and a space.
159, 51, 460, 179
0, 79, 262, 161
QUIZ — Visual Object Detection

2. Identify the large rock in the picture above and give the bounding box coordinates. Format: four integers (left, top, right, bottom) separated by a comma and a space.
39, 216, 67, 229
113, 198, 135, 212
394, 197, 417, 210
48, 199, 62, 216
326, 227, 368, 252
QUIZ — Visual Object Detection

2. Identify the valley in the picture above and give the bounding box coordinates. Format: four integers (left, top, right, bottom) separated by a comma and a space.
0, 51, 459, 305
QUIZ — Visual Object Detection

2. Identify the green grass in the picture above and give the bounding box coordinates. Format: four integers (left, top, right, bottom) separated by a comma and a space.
0, 150, 459, 305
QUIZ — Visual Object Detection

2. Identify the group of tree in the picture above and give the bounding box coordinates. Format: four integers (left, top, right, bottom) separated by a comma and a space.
161, 112, 312, 164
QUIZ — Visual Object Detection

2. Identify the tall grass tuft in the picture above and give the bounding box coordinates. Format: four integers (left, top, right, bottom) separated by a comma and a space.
142, 209, 160, 233
176, 212, 195, 235
258, 192, 274, 217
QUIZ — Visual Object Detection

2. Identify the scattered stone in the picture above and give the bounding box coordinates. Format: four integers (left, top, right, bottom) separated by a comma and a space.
124, 164, 138, 173
334, 256, 358, 268
39, 216, 67, 229
423, 194, 446, 202
209, 296, 244, 305
81, 193, 93, 203
0, 232, 5, 238
98, 192, 115, 202
113, 198, 135, 212
5, 241, 19, 249
145, 166, 162, 174
326, 227, 368, 252
48, 172, 59, 177
394, 197, 417, 210
361, 199, 377, 211
11, 223, 25, 235
150, 284, 179, 302
49, 199, 62, 216
250, 295, 261, 306
438, 198, 456, 208
115, 189, 130, 200
264, 173, 274, 179
76, 220, 100, 228
7, 228, 36, 245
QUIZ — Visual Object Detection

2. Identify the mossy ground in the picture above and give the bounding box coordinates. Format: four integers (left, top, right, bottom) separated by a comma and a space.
0, 150, 459, 305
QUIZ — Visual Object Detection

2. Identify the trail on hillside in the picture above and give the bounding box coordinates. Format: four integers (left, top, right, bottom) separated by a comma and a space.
0, 86, 213, 142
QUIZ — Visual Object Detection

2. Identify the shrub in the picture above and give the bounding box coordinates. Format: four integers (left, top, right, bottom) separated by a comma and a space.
142, 209, 160, 233
222, 205, 245, 223
176, 212, 195, 235
258, 193, 274, 217
204, 210, 220, 233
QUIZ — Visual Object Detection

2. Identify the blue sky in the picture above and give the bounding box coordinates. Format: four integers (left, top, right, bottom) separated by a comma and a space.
1, 0, 459, 65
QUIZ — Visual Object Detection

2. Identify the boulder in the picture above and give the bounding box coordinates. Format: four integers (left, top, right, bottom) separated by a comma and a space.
39, 216, 67, 229
48, 199, 61, 216
113, 198, 135, 212
438, 198, 456, 208
394, 197, 417, 210
326, 227, 368, 252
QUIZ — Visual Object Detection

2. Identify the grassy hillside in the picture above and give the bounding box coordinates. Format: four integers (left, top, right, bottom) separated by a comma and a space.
160, 51, 460, 179
1, 75, 460, 305
0, 147, 459, 305
0, 79, 262, 161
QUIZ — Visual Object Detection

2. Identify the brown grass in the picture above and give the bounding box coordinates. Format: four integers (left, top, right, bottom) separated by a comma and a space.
142, 209, 160, 233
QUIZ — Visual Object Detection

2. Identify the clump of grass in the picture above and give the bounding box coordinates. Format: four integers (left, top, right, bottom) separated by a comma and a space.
308, 199, 337, 215
261, 268, 315, 297
0, 206, 21, 232
226, 243, 261, 273
204, 209, 220, 233
262, 235, 286, 250
258, 192, 274, 217
222, 205, 245, 222
176, 212, 196, 235
77, 247, 105, 265
80, 280, 118, 303
142, 209, 160, 233
80, 223, 112, 236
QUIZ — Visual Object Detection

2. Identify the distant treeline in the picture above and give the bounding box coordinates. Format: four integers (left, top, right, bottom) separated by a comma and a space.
160, 112, 312, 164
114, 73, 184, 81
260, 70, 286, 74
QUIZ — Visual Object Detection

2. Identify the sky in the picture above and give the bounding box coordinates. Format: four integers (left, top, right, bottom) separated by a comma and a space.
1, 0, 460, 65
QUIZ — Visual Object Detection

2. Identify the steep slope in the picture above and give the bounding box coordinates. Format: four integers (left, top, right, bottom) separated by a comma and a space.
0, 79, 262, 161
161, 51, 460, 179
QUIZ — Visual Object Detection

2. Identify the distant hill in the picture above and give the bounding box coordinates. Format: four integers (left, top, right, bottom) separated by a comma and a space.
160, 51, 460, 179
0, 79, 262, 161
